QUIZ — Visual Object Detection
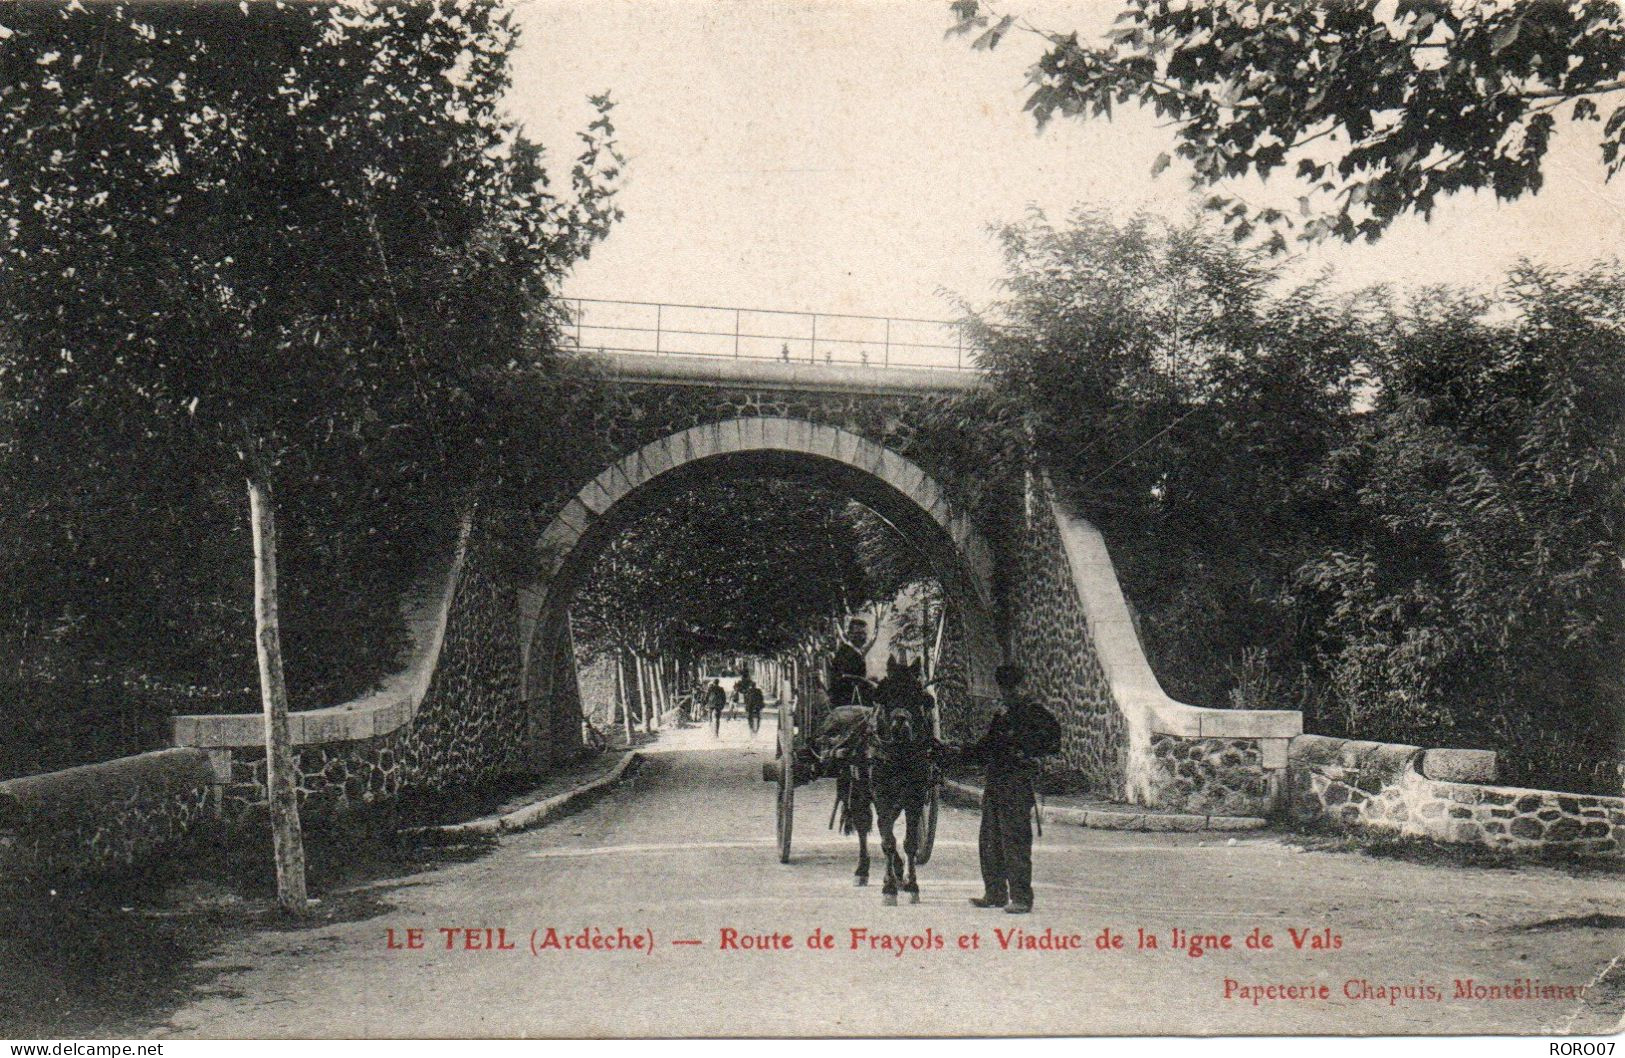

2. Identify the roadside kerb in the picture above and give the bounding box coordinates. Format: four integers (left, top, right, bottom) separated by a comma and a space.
404, 751, 642, 839
941, 777, 1267, 833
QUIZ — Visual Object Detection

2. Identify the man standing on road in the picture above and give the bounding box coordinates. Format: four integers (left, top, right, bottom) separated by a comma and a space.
705, 679, 727, 737
735, 673, 765, 735
961, 663, 1062, 915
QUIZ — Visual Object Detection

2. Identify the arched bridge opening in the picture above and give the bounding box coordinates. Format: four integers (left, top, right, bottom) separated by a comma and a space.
516, 417, 1004, 760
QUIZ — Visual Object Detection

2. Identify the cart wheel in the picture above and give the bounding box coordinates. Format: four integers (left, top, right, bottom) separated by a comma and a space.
915, 690, 942, 866
915, 785, 940, 865
776, 696, 794, 863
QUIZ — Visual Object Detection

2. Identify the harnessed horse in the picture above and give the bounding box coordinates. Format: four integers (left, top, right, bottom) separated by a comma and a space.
818, 658, 943, 904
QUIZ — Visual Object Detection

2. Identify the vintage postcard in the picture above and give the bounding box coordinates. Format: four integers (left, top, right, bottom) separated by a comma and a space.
0, 0, 1620, 1043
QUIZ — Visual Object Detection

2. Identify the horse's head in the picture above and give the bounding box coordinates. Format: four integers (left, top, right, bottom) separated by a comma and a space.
872, 656, 932, 748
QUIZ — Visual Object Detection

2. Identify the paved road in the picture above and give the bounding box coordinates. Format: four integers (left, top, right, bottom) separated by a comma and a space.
165, 717, 1623, 1038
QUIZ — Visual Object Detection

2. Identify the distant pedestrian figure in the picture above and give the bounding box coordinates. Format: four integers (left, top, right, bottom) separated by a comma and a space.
736, 673, 766, 734
705, 679, 727, 737
962, 663, 1061, 914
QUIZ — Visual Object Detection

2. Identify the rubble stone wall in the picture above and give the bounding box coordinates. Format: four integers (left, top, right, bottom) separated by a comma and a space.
1288, 734, 1623, 858
0, 748, 219, 882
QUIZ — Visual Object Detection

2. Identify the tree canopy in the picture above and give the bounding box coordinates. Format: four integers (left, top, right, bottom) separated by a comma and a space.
1298, 263, 1624, 763
969, 207, 1370, 702
968, 206, 1622, 792
0, 0, 625, 869
0, 0, 623, 703
0, 0, 619, 489
571, 477, 934, 662
1, 0, 626, 904
948, 0, 1625, 247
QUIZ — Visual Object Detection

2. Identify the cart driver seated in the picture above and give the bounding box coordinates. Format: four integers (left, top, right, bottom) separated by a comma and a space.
828, 617, 874, 709
789, 618, 877, 784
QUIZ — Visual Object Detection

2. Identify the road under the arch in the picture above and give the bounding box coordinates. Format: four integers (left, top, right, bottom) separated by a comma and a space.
162, 716, 1622, 1037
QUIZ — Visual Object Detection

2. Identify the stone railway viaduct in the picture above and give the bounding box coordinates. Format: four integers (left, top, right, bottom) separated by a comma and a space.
2, 349, 1621, 878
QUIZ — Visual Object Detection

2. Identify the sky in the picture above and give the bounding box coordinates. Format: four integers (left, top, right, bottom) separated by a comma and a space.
507, 0, 1625, 324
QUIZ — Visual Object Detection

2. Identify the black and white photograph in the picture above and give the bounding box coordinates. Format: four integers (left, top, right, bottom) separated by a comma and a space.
0, 0, 1621, 1043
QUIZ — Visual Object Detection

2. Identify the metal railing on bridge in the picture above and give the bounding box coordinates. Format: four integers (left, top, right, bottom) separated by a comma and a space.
554, 297, 981, 372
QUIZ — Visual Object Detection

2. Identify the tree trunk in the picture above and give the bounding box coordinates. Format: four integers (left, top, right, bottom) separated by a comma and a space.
649, 657, 662, 729
247, 475, 308, 915
628, 651, 642, 731
615, 652, 632, 746
643, 657, 654, 731
928, 603, 949, 684
635, 655, 652, 733
655, 658, 670, 728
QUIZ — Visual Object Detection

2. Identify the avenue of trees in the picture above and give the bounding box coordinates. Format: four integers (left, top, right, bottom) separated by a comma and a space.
968, 207, 1623, 793
570, 477, 944, 729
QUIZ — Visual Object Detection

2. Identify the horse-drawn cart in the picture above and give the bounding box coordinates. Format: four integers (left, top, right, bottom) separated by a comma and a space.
762, 674, 941, 869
